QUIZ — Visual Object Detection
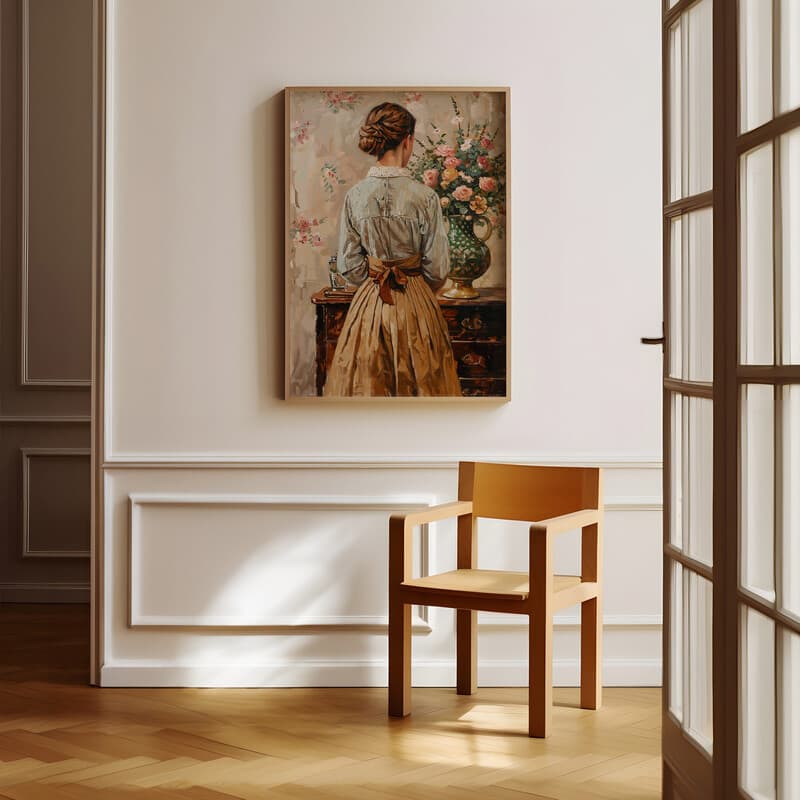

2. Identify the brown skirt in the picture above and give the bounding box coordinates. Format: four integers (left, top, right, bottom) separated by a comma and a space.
323, 275, 462, 397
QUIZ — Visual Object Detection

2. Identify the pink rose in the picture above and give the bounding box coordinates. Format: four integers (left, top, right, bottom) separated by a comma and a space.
477, 155, 490, 170
480, 137, 493, 149
423, 168, 439, 188
479, 176, 497, 192
444, 156, 462, 169
435, 144, 456, 158
452, 185, 474, 202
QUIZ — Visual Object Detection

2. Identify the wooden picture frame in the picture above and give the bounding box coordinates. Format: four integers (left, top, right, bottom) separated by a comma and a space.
284, 86, 511, 401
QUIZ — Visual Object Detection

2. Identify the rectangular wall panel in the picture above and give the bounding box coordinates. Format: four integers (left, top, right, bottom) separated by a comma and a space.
0, 425, 90, 600
21, 0, 92, 385
22, 449, 90, 557
129, 494, 434, 628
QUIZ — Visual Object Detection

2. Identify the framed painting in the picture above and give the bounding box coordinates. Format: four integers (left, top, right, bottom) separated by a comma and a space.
284, 86, 510, 400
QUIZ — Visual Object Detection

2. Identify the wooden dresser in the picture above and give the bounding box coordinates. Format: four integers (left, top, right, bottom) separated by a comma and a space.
311, 287, 506, 397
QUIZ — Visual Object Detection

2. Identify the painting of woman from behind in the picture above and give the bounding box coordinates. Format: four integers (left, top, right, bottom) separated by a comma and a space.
323, 102, 462, 397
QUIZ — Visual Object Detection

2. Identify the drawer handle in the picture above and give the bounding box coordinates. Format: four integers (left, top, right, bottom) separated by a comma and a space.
461, 314, 484, 332
461, 352, 487, 369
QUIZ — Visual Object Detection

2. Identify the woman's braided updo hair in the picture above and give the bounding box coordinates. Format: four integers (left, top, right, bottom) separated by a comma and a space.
358, 102, 416, 158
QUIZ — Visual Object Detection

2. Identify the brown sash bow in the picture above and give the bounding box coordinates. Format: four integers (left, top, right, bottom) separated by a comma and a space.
367, 254, 424, 305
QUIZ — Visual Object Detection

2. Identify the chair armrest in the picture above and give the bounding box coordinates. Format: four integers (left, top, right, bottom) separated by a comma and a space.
390, 501, 473, 533
529, 509, 601, 537
389, 501, 473, 585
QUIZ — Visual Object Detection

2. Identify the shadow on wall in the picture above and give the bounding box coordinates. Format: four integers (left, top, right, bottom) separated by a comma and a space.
251, 93, 286, 405
141, 509, 410, 685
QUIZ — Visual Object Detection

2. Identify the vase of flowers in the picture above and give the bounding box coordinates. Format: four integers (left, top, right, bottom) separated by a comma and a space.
409, 98, 506, 299
441, 214, 493, 299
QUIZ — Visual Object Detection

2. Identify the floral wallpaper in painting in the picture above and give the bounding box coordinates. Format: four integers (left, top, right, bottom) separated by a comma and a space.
286, 88, 507, 398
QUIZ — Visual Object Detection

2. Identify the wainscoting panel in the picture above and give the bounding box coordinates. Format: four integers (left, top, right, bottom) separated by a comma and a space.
101, 462, 662, 688
128, 493, 433, 630
23, 448, 91, 557
20, 0, 93, 386
0, 426, 90, 601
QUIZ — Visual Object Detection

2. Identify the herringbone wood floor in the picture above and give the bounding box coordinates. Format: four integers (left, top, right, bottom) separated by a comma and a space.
0, 605, 661, 799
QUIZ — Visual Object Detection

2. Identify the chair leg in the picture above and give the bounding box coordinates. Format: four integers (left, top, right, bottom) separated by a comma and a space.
388, 599, 411, 717
529, 610, 552, 737
456, 609, 477, 695
580, 596, 602, 710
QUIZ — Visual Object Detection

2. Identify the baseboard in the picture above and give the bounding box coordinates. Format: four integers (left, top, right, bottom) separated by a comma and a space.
101, 658, 662, 688
0, 582, 90, 603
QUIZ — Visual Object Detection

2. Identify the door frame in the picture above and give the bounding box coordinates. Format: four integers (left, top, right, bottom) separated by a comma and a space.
89, 0, 107, 687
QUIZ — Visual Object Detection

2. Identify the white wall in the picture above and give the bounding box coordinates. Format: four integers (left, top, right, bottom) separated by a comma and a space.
102, 0, 663, 687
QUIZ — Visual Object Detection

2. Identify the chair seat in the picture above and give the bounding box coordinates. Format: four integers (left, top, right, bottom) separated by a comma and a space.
401, 569, 582, 601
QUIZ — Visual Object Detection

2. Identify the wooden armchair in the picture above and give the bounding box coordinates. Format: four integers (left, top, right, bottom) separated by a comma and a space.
388, 461, 603, 738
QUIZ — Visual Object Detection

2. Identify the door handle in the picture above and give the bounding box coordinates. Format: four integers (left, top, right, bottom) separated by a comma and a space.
641, 322, 665, 348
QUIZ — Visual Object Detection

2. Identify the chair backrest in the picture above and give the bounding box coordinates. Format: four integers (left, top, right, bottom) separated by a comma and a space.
457, 461, 601, 522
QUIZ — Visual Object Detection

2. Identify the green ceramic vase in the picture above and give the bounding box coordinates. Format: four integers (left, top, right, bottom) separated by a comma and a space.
443, 214, 494, 299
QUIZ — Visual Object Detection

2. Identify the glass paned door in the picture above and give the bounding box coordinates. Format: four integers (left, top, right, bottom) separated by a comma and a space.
662, 0, 715, 795
738, 0, 800, 794
663, 1, 800, 796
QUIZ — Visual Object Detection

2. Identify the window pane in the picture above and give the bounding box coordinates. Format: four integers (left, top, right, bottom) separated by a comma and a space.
669, 20, 683, 202
671, 395, 713, 565
686, 572, 712, 752
779, 628, 800, 800
782, 129, 800, 364
778, 0, 800, 115
686, 0, 712, 197
668, 2, 712, 202
740, 0, 774, 132
740, 606, 776, 800
783, 385, 800, 619
742, 384, 776, 603
688, 210, 713, 381
741, 143, 775, 365
687, 398, 713, 566
669, 561, 684, 722
669, 209, 713, 382
670, 217, 683, 379
671, 394, 684, 550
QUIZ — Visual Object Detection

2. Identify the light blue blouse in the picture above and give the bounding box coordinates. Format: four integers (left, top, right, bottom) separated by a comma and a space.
336, 165, 450, 287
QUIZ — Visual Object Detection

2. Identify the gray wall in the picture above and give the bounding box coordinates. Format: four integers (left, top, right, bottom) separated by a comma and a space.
0, 0, 93, 602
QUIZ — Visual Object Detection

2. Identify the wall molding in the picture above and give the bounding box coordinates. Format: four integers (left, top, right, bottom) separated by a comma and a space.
0, 582, 89, 603
0, 415, 91, 423
128, 493, 434, 630
100, 657, 662, 688
128, 615, 433, 632
605, 497, 662, 511
21, 448, 91, 557
104, 456, 663, 470
19, 0, 91, 388
125, 491, 660, 632
479, 613, 662, 628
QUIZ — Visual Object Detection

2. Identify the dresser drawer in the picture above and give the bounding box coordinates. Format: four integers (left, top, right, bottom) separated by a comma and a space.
451, 341, 506, 379
440, 304, 505, 341
459, 378, 507, 397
